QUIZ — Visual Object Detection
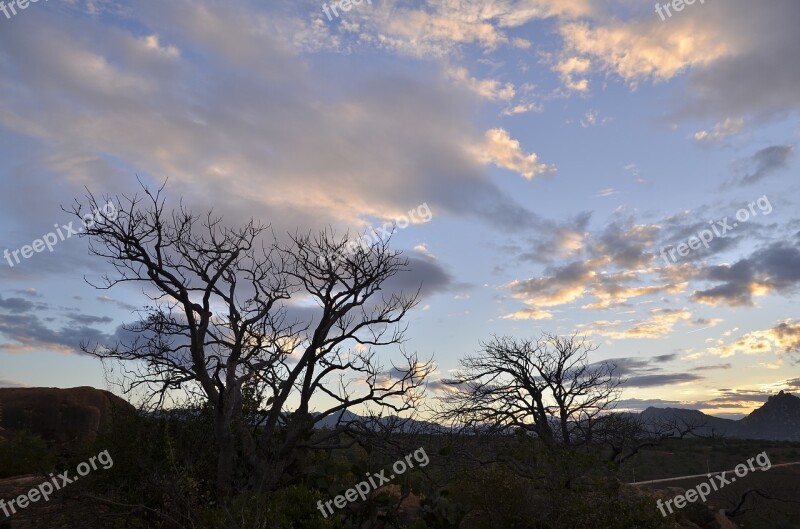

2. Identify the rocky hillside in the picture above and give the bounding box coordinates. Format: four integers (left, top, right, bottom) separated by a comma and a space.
0, 386, 135, 447
738, 390, 800, 441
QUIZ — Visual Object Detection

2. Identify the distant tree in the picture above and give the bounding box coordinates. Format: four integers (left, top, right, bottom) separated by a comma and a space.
591, 413, 711, 466
72, 183, 432, 497
436, 334, 620, 447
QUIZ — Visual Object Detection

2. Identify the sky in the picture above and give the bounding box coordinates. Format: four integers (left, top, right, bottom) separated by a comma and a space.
0, 0, 798, 419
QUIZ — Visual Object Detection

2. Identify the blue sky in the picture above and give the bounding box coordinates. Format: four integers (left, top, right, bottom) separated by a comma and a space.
1, 0, 798, 419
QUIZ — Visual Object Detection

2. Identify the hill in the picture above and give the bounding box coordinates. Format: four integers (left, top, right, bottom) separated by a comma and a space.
640, 391, 800, 441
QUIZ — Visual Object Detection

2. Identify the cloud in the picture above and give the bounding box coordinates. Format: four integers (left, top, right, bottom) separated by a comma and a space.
590, 222, 660, 269
501, 200, 798, 344
579, 308, 692, 340
579, 110, 609, 128
0, 312, 112, 354
329, 0, 593, 57
501, 102, 543, 116
518, 212, 590, 264
65, 314, 115, 325
502, 215, 689, 317
558, 17, 730, 88
13, 288, 42, 298
425, 378, 461, 395
691, 363, 731, 372
653, 354, 678, 363
615, 397, 700, 412
678, 0, 800, 119
691, 242, 800, 306
624, 163, 647, 184
96, 295, 138, 312
583, 279, 684, 311
693, 117, 744, 143
501, 307, 553, 321
446, 66, 515, 102
601, 356, 666, 376
703, 388, 772, 408
593, 354, 703, 389
708, 319, 800, 359
623, 373, 704, 388
505, 260, 596, 308
550, 0, 799, 121
554, 56, 591, 93
731, 145, 794, 186
615, 387, 773, 412
689, 317, 724, 328
0, 379, 28, 388
476, 128, 556, 180
0, 0, 559, 273
0, 295, 35, 314
382, 251, 455, 299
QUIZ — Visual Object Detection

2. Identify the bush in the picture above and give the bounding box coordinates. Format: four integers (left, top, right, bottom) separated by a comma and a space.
0, 430, 58, 478
451, 454, 673, 529
198, 485, 337, 529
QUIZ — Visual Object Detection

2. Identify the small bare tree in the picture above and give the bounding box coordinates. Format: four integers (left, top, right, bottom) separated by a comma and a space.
436, 333, 620, 447
72, 183, 432, 497
726, 487, 800, 517
592, 413, 710, 466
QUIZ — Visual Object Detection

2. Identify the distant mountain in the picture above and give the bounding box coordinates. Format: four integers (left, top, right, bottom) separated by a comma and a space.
639, 406, 739, 437
639, 391, 800, 441
312, 409, 443, 432
738, 390, 800, 441
314, 393, 800, 439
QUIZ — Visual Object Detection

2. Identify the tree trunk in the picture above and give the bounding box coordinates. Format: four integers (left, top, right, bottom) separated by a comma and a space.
213, 384, 244, 499
250, 411, 314, 492
214, 409, 235, 498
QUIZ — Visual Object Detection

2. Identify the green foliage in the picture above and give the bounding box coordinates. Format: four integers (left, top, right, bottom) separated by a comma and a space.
13, 404, 793, 529
73, 404, 218, 528
198, 485, 337, 529
451, 452, 673, 529
419, 489, 468, 529
0, 430, 58, 478
266, 486, 339, 529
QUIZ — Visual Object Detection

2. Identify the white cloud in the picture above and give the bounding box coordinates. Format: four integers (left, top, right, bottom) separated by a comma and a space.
558, 19, 731, 87
476, 128, 556, 180
0, 0, 546, 247
693, 117, 745, 143
501, 102, 543, 116
554, 56, 591, 93
446, 66, 515, 102
501, 307, 553, 320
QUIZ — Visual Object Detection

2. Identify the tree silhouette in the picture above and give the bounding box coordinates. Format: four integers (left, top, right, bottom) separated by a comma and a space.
72, 182, 432, 497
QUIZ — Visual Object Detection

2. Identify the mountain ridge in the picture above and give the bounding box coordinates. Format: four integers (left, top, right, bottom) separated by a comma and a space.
640, 390, 800, 441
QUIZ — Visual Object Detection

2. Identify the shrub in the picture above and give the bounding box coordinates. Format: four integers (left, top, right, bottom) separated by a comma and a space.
0, 430, 58, 478
198, 485, 337, 529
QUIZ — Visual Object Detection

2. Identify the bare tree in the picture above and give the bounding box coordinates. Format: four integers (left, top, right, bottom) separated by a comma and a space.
726, 488, 800, 517
436, 334, 620, 447
592, 413, 711, 466
72, 183, 432, 497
